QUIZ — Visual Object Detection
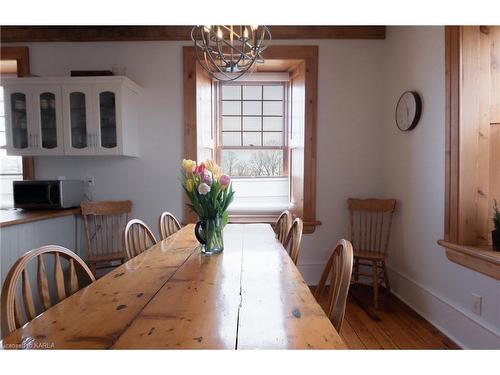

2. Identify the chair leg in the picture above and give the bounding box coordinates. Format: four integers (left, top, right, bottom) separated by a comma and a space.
382, 261, 391, 293
372, 260, 379, 309
354, 258, 359, 282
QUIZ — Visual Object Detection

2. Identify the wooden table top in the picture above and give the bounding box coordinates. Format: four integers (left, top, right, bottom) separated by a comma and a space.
1, 224, 346, 349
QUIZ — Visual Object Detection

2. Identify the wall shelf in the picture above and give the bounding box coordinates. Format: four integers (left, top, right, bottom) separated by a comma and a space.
437, 240, 500, 280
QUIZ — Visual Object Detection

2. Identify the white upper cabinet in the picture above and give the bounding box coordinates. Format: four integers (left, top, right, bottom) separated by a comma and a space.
2, 76, 141, 157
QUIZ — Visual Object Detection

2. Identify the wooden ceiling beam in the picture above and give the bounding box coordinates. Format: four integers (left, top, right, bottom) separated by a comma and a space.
1, 26, 385, 43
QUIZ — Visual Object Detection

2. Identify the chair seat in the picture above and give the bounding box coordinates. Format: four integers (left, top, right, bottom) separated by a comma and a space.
353, 249, 386, 260
87, 252, 125, 263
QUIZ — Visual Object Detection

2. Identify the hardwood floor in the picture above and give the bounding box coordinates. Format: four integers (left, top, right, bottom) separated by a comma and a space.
337, 285, 459, 349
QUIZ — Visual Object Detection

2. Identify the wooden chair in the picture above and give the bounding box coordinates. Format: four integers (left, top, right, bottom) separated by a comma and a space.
283, 217, 304, 265
158, 211, 182, 240
274, 210, 292, 245
124, 219, 158, 260
314, 239, 354, 332
1, 245, 95, 336
348, 198, 396, 308
81, 200, 132, 277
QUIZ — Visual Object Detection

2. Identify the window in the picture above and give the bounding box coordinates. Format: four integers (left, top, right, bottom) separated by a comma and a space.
183, 46, 320, 232
219, 82, 287, 177
0, 85, 23, 207
439, 26, 500, 280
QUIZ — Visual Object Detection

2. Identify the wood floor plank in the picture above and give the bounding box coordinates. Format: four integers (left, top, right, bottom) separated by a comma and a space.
340, 316, 366, 349
344, 296, 398, 349
343, 285, 460, 349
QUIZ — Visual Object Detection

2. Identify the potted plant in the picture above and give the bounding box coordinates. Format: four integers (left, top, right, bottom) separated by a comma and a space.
181, 158, 235, 255
493, 200, 500, 251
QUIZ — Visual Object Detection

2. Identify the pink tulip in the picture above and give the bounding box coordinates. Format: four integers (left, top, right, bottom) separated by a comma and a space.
219, 174, 230, 187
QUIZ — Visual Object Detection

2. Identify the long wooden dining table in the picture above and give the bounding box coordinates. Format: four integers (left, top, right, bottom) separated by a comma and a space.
1, 224, 346, 349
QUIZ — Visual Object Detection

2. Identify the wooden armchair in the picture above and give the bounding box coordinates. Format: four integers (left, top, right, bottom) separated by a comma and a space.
1, 245, 95, 336
274, 210, 292, 245
348, 198, 396, 308
158, 211, 182, 240
80, 200, 132, 277
314, 239, 354, 332
124, 219, 158, 260
284, 217, 304, 265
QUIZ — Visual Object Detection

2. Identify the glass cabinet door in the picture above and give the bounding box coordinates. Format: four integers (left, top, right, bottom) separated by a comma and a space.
39, 92, 57, 149
10, 92, 29, 149
99, 91, 117, 148
69, 92, 88, 149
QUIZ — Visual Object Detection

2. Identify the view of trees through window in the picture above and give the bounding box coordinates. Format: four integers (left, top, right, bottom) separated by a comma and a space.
219, 82, 286, 177
221, 148, 283, 177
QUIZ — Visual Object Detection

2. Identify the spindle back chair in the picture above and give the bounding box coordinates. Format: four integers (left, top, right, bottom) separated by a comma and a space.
124, 219, 158, 260
274, 210, 292, 245
81, 200, 132, 276
348, 198, 396, 308
1, 245, 95, 336
283, 217, 304, 265
158, 211, 182, 240
314, 239, 354, 332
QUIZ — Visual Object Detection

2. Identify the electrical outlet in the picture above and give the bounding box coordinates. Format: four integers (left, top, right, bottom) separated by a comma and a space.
86, 176, 95, 186
471, 293, 482, 315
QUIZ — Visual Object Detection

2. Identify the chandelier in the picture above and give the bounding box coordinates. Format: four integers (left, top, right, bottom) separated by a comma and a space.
190, 25, 271, 81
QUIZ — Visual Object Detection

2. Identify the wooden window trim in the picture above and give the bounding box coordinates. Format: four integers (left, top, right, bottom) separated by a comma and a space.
440, 26, 500, 280
183, 45, 320, 233
0, 46, 34, 180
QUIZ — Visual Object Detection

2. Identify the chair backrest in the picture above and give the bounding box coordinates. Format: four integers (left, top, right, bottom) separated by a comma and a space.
314, 239, 354, 332
81, 200, 132, 259
158, 211, 182, 240
124, 219, 158, 260
347, 198, 396, 256
274, 210, 292, 245
1, 245, 95, 336
284, 217, 303, 265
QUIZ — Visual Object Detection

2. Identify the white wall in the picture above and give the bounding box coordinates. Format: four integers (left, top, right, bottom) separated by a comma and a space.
8, 38, 387, 282
382, 26, 500, 349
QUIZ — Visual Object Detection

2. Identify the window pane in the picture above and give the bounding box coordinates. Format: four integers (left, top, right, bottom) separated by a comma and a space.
263, 117, 283, 131
263, 85, 284, 100
263, 101, 283, 116
0, 117, 4, 132
243, 85, 262, 100
222, 85, 241, 100
221, 149, 284, 177
222, 117, 241, 131
243, 132, 261, 146
222, 101, 241, 115
242, 117, 261, 131
222, 131, 241, 146
243, 101, 261, 115
263, 132, 283, 146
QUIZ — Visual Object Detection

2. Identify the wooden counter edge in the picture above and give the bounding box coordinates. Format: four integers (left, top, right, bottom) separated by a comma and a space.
0, 208, 81, 228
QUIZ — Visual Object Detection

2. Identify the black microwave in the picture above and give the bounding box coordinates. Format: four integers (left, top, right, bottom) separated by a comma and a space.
13, 180, 85, 209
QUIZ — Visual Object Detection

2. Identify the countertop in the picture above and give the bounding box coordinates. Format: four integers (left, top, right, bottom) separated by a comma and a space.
0, 208, 81, 228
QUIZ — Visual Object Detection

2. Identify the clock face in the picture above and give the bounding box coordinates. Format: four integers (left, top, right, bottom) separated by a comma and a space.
395, 91, 422, 131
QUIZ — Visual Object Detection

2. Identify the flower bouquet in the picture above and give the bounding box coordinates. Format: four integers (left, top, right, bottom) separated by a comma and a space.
181, 159, 235, 254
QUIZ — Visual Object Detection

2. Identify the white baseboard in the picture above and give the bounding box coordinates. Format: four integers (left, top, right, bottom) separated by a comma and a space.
299, 262, 500, 349
386, 266, 499, 349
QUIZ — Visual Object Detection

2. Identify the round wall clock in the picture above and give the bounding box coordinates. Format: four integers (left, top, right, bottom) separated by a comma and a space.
395, 91, 422, 131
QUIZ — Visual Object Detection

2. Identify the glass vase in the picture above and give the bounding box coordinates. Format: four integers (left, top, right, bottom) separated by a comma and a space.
194, 215, 224, 255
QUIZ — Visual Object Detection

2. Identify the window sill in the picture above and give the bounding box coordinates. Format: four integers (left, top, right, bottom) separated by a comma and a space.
437, 240, 500, 280
229, 214, 321, 234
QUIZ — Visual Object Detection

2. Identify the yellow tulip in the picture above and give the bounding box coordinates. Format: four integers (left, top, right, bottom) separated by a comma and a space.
185, 179, 194, 192
205, 159, 222, 179
181, 159, 196, 174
